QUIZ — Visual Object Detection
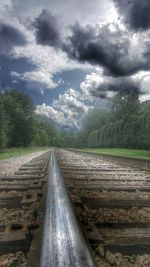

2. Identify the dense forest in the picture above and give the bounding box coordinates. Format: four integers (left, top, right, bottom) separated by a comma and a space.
0, 90, 150, 150
79, 89, 150, 149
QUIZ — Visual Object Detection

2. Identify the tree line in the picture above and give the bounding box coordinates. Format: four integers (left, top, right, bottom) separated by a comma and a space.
0, 90, 149, 150
0, 90, 76, 149
78, 90, 150, 150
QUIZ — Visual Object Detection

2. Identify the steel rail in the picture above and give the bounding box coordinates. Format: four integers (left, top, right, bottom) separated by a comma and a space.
40, 150, 96, 267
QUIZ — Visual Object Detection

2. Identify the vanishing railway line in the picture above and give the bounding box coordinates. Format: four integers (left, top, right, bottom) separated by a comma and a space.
0, 149, 150, 266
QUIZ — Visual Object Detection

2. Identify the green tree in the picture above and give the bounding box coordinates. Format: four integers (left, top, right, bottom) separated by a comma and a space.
32, 115, 57, 147
0, 93, 11, 148
2, 90, 34, 147
111, 89, 140, 120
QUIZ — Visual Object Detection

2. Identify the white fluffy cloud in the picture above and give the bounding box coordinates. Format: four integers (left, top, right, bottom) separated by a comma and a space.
35, 103, 66, 124
57, 90, 89, 113
35, 103, 80, 128
80, 69, 115, 98
81, 70, 103, 95
10, 33, 94, 92
35, 88, 93, 128
21, 71, 56, 89
0, 0, 94, 91
11, 69, 57, 89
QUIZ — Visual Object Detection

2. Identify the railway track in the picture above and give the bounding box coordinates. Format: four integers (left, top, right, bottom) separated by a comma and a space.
0, 150, 96, 267
1, 148, 150, 266
39, 151, 95, 267
56, 149, 150, 267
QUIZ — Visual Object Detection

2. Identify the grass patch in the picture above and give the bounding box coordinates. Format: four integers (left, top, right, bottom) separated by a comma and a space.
79, 148, 150, 159
0, 147, 50, 160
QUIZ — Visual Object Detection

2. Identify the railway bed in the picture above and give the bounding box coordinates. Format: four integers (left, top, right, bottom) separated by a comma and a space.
0, 151, 50, 266
1, 148, 150, 267
56, 149, 150, 267
0, 150, 96, 267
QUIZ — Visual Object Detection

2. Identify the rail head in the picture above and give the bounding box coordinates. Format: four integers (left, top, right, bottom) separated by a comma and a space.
40, 150, 96, 267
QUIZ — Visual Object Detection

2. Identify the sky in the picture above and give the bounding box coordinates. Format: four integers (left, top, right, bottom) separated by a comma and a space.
0, 0, 150, 129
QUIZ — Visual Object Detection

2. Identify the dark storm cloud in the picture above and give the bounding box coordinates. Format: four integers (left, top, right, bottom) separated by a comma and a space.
93, 78, 140, 98
33, 9, 61, 47
114, 0, 150, 31
63, 23, 150, 77
90, 90, 108, 99
0, 22, 27, 54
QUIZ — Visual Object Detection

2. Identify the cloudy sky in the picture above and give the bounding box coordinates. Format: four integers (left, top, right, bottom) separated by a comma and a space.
0, 0, 150, 129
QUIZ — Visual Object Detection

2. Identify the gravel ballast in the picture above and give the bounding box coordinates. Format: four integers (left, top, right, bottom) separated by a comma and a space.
0, 150, 50, 178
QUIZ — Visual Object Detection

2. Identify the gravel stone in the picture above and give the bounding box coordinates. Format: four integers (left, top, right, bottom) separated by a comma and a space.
0, 150, 50, 178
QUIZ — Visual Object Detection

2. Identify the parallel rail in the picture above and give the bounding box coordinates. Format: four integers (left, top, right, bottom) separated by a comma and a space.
1, 148, 150, 266
40, 150, 96, 267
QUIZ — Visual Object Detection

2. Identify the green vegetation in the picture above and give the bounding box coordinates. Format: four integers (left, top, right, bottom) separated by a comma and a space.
0, 90, 77, 150
79, 148, 150, 159
77, 89, 150, 150
0, 89, 149, 153
0, 147, 49, 160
